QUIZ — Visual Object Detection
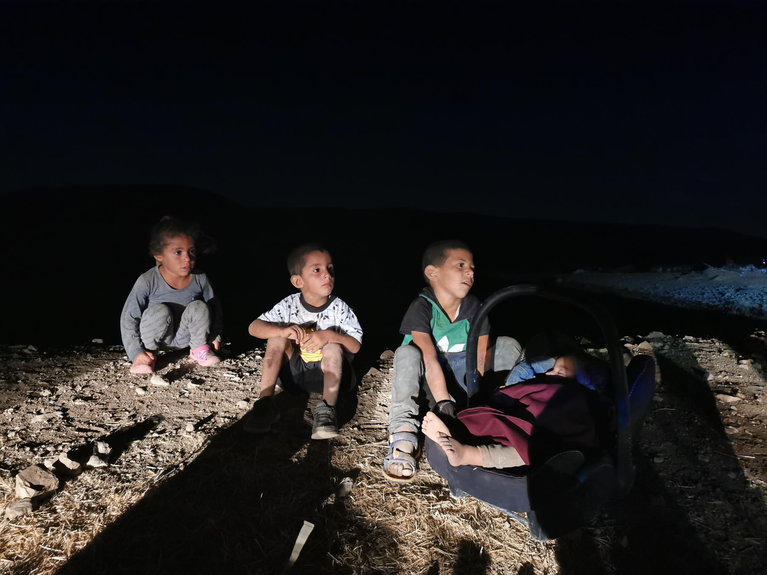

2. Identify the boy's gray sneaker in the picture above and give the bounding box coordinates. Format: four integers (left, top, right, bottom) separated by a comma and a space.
244, 396, 280, 434
311, 401, 339, 440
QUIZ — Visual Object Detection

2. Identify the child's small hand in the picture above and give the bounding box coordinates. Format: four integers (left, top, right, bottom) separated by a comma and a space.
212, 340, 221, 351
282, 325, 306, 343
301, 330, 331, 354
134, 351, 155, 366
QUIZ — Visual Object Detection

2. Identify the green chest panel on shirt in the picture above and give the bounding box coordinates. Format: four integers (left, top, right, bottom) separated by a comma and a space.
402, 295, 471, 352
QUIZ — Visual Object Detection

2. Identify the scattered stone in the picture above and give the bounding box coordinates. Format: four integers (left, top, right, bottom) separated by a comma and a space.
92, 338, 104, 344
54, 453, 82, 477
336, 476, 355, 498
15, 465, 59, 499
653, 456, 664, 464
707, 372, 715, 381
185, 422, 195, 433
95, 441, 111, 456
739, 359, 754, 365
365, 367, 381, 378
187, 381, 202, 389
683, 336, 695, 342
136, 387, 147, 396
653, 395, 663, 403
715, 394, 742, 404
637, 341, 654, 352
379, 350, 395, 361
150, 375, 170, 387
31, 411, 63, 424
236, 400, 249, 410
5, 499, 33, 520
646, 331, 665, 339
86, 455, 108, 469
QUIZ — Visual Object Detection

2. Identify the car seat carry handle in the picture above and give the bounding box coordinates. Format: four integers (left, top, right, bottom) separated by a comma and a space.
465, 284, 634, 498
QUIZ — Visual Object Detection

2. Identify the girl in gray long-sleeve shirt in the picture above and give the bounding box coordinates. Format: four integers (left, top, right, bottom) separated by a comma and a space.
120, 216, 222, 374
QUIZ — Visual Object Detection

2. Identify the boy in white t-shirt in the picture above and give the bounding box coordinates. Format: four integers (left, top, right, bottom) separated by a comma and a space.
246, 244, 363, 439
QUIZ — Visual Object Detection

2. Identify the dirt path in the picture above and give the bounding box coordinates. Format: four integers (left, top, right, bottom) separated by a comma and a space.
1, 331, 766, 574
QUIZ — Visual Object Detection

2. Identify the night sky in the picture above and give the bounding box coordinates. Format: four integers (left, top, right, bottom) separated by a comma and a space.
2, 1, 766, 236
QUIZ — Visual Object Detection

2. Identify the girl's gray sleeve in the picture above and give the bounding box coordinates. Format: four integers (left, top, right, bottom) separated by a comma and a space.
120, 275, 151, 361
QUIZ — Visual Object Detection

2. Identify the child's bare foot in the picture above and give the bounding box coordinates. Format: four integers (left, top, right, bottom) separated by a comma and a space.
422, 411, 451, 442
424, 412, 479, 467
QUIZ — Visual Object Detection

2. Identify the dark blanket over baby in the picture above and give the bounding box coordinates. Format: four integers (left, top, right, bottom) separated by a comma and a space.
457, 377, 602, 466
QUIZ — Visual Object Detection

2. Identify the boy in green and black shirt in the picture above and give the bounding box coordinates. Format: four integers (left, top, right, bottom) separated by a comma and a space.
383, 240, 520, 483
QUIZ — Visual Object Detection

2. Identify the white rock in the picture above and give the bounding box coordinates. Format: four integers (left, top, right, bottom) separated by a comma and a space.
637, 341, 654, 352
150, 375, 170, 387
92, 338, 104, 344
136, 387, 147, 396
86, 455, 108, 469
187, 381, 202, 389
646, 331, 666, 339
95, 441, 111, 456
54, 453, 82, 477
5, 498, 33, 520
185, 422, 195, 433
715, 394, 742, 404
336, 477, 355, 498
31, 411, 63, 424
15, 465, 59, 498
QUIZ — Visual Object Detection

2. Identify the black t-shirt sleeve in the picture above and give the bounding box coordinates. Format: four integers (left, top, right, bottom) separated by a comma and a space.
461, 295, 491, 336
399, 297, 432, 335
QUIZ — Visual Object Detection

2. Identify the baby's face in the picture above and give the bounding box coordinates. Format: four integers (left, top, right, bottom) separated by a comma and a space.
549, 356, 577, 379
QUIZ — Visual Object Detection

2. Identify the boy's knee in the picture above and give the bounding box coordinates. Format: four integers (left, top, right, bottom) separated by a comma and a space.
265, 337, 290, 352
394, 344, 422, 366
264, 337, 290, 363
493, 336, 522, 371
320, 343, 343, 373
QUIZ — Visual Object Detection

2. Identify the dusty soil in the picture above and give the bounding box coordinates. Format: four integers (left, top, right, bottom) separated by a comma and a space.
1, 327, 766, 574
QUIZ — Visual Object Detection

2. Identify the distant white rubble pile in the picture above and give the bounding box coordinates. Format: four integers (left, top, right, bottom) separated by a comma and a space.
565, 266, 767, 319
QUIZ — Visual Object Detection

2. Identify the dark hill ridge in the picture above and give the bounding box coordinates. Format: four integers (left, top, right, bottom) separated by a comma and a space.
2, 185, 767, 351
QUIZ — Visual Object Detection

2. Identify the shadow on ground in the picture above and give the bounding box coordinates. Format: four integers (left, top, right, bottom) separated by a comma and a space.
553, 333, 767, 575
55, 398, 397, 575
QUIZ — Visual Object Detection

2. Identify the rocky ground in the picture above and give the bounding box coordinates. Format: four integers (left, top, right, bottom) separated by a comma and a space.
1, 314, 766, 573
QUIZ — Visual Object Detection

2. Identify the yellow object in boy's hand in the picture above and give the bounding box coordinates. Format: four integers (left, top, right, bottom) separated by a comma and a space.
300, 328, 323, 363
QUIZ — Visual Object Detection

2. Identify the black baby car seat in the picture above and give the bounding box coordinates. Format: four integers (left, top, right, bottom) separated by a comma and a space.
425, 285, 656, 540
